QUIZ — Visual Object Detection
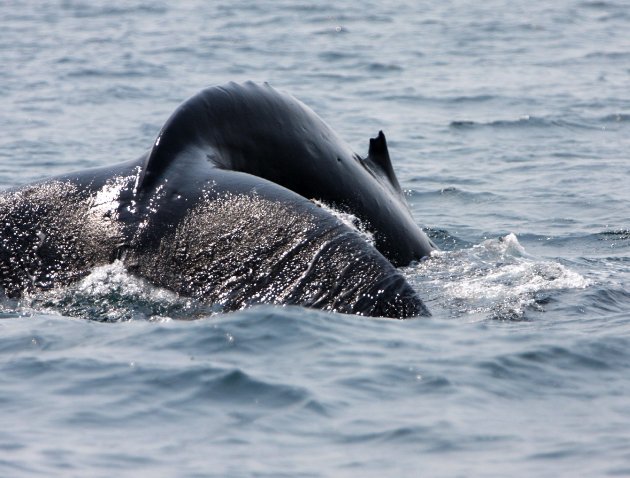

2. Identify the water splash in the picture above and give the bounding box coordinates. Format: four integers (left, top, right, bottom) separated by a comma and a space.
17, 261, 217, 322
406, 233, 590, 321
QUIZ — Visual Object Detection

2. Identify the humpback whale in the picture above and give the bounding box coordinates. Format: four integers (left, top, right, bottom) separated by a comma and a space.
0, 82, 436, 318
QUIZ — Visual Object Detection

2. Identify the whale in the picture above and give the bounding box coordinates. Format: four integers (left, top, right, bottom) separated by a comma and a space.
0, 82, 436, 318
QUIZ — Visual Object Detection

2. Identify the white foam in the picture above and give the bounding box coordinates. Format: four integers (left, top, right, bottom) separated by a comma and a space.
19, 261, 211, 322
407, 233, 591, 320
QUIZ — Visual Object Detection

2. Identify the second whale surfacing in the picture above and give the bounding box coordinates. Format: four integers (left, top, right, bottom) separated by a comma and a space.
0, 82, 436, 318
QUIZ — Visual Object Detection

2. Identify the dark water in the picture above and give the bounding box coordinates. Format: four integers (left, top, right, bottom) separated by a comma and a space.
1, 1, 630, 476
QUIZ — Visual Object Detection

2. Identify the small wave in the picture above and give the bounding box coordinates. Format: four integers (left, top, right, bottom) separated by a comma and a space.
337, 425, 433, 445
406, 233, 590, 321
408, 187, 501, 203
62, 3, 167, 18
580, 1, 617, 8
584, 288, 630, 314
424, 228, 474, 251
597, 230, 630, 251
582, 51, 630, 61
16, 261, 216, 322
600, 114, 630, 123
449, 116, 595, 131
193, 368, 311, 408
438, 186, 501, 202
477, 341, 624, 401
64, 64, 166, 80
317, 51, 355, 62
366, 62, 403, 72
599, 230, 630, 240
381, 93, 505, 106
448, 94, 498, 104
532, 231, 630, 255
104, 85, 152, 101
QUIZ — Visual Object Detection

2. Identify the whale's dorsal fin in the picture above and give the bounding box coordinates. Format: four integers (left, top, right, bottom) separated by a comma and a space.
367, 131, 402, 194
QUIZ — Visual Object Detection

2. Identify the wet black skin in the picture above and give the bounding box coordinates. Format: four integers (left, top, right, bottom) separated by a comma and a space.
0, 82, 435, 318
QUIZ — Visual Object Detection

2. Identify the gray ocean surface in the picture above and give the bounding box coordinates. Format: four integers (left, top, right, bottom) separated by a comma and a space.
1, 1, 630, 476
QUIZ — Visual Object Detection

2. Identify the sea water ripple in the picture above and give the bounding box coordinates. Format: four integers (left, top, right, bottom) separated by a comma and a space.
1, 0, 630, 476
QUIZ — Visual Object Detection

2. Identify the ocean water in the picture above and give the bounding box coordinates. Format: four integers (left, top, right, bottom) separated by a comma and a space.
1, 0, 630, 476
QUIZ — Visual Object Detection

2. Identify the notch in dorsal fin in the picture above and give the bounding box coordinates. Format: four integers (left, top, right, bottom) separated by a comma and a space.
368, 131, 402, 194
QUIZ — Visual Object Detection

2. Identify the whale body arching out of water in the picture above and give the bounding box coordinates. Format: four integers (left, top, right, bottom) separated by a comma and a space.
0, 82, 436, 318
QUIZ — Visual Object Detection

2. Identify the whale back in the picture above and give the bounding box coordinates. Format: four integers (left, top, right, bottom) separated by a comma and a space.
0, 82, 432, 318
139, 82, 436, 266
0, 164, 429, 318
